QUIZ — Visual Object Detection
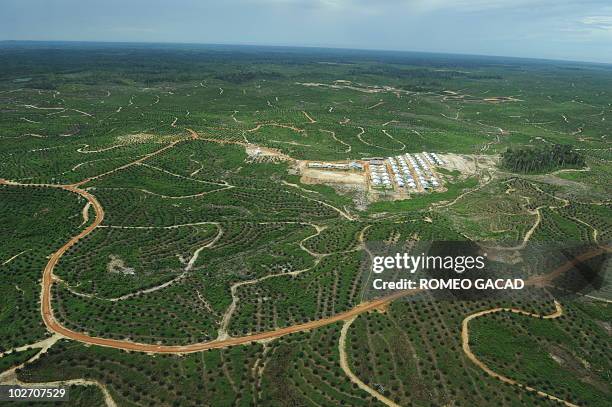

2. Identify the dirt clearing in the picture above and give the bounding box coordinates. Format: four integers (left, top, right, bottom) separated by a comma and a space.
300, 168, 365, 186
438, 153, 498, 176
245, 144, 293, 162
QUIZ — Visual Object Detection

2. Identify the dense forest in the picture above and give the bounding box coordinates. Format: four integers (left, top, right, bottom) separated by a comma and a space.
501, 144, 585, 173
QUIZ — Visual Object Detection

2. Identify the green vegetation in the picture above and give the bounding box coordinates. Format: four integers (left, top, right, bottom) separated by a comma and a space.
1, 43, 610, 406
501, 144, 585, 173
471, 301, 611, 406
0, 348, 39, 372
22, 385, 108, 407
0, 186, 84, 351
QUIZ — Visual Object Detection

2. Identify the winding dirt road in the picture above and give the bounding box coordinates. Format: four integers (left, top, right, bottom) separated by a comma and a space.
30, 179, 612, 355
1, 124, 609, 359
462, 301, 578, 407
339, 316, 401, 407
2, 174, 609, 356
1, 170, 406, 354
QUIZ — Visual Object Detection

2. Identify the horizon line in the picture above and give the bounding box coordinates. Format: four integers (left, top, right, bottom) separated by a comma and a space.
1, 39, 611, 67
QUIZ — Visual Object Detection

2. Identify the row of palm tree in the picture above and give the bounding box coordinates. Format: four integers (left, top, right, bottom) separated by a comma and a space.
502, 144, 585, 173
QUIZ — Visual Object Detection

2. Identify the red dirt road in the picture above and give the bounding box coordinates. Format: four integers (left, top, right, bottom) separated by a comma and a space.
2, 163, 610, 355
40, 182, 610, 354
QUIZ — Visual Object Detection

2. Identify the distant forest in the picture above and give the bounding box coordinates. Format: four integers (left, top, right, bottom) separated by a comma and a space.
502, 144, 585, 173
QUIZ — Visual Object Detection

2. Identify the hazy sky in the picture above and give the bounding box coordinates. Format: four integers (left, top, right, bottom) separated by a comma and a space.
2, 0, 612, 63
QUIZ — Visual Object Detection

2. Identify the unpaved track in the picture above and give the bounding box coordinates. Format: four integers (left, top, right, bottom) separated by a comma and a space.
462, 301, 578, 407
32, 197, 610, 357
381, 129, 405, 151
499, 205, 543, 251
302, 111, 316, 123
354, 126, 392, 150
77, 144, 126, 154
1, 113, 609, 360
41, 157, 381, 347
461, 245, 610, 405
528, 245, 610, 287
247, 123, 304, 133
2, 175, 609, 355
339, 316, 400, 407
320, 129, 351, 153
0, 334, 62, 360
367, 101, 384, 110
218, 223, 324, 339
0, 334, 63, 386
286, 186, 355, 221
73, 141, 182, 187
2, 249, 29, 265
4, 377, 116, 407
66, 223, 224, 303
355, 126, 371, 146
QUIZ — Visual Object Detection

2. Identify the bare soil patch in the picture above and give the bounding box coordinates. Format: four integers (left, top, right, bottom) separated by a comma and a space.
300, 168, 365, 186
245, 144, 293, 162
107, 255, 135, 276
438, 153, 498, 176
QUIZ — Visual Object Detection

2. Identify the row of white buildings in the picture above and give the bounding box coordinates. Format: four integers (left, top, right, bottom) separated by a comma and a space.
370, 161, 392, 187
307, 161, 364, 170
369, 152, 444, 191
